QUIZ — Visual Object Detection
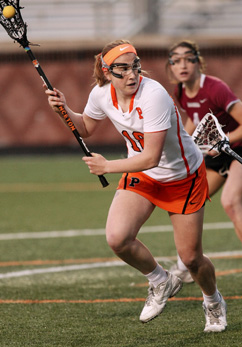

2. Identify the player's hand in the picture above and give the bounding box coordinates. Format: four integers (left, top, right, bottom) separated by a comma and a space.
206, 149, 219, 157
44, 87, 66, 113
82, 153, 108, 176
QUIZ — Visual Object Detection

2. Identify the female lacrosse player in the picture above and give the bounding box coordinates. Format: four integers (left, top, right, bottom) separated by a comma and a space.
45, 39, 227, 332
166, 39, 242, 284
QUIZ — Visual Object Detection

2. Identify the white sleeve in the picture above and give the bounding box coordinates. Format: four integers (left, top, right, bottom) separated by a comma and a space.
84, 85, 107, 120
143, 85, 172, 133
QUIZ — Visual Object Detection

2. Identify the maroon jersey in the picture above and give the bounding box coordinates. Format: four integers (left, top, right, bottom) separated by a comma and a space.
175, 74, 242, 148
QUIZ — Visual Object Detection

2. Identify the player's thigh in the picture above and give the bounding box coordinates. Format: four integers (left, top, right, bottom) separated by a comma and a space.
206, 168, 225, 196
106, 190, 155, 241
221, 161, 242, 204
169, 207, 204, 256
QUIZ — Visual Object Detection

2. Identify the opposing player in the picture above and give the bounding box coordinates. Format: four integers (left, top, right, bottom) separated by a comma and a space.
45, 39, 227, 332
166, 39, 242, 284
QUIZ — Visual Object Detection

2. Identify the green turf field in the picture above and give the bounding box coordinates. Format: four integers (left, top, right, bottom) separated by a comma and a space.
0, 155, 241, 346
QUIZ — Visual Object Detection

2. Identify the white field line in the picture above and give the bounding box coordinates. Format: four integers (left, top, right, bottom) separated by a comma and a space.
0, 221, 238, 279
0, 250, 242, 279
0, 261, 125, 279
0, 221, 234, 240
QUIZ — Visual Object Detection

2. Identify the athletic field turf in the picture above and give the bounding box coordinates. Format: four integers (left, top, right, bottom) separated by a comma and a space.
0, 155, 241, 346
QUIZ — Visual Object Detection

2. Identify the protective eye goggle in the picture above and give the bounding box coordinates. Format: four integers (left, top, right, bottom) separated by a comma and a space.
102, 56, 141, 79
168, 50, 200, 66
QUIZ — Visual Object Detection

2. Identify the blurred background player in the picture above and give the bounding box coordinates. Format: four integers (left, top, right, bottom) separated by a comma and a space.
166, 39, 242, 283
45, 39, 227, 332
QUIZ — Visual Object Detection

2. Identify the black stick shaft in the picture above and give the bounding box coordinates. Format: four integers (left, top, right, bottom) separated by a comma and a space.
223, 147, 242, 164
24, 46, 109, 188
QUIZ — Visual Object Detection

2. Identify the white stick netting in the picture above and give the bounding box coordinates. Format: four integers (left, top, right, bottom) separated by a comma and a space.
192, 113, 229, 154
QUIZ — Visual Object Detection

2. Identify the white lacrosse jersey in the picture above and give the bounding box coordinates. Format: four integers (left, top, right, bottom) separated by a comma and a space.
84, 76, 203, 182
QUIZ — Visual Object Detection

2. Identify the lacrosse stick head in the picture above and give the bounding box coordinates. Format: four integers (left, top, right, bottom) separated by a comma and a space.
192, 113, 229, 154
0, 0, 29, 47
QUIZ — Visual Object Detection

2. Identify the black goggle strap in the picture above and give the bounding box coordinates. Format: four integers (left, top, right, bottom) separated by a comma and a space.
101, 54, 123, 78
100, 54, 110, 70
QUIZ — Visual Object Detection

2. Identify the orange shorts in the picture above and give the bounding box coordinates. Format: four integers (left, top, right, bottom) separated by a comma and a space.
117, 161, 210, 214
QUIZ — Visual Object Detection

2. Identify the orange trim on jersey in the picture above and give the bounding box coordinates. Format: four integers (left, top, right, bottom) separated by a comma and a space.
129, 77, 143, 112
110, 76, 143, 112
103, 44, 137, 66
174, 105, 190, 176
117, 161, 209, 215
111, 85, 119, 110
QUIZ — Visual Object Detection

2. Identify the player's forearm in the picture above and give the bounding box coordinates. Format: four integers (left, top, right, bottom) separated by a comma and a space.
45, 88, 93, 138
228, 125, 242, 144
58, 106, 91, 138
106, 153, 159, 174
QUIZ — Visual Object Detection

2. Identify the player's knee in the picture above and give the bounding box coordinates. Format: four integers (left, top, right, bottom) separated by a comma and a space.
221, 195, 239, 217
106, 231, 128, 253
106, 232, 118, 250
180, 254, 200, 272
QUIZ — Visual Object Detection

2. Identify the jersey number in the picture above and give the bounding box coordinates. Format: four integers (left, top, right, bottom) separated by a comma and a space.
122, 131, 144, 152
193, 112, 200, 126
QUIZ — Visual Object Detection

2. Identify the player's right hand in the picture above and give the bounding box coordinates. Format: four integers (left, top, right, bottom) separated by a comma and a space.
44, 87, 67, 113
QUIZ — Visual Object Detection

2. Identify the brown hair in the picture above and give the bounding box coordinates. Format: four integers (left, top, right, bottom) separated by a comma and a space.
93, 39, 132, 87
165, 40, 206, 98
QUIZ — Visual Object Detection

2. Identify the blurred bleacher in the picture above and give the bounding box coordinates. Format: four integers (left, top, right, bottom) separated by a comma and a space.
0, 0, 150, 50
160, 0, 242, 38
1, 0, 242, 50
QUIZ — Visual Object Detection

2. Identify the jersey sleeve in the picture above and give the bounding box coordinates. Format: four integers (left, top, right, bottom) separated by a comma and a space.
143, 84, 173, 133
83, 85, 107, 120
211, 78, 240, 112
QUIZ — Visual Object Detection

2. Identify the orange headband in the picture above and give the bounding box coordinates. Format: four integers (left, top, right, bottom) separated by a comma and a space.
102, 44, 137, 66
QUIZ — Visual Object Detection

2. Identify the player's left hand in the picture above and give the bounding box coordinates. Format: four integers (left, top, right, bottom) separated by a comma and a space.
206, 149, 219, 157
82, 153, 108, 175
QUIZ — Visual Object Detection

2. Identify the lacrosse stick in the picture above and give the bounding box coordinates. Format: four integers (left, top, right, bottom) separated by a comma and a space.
192, 113, 242, 164
0, 1, 109, 187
